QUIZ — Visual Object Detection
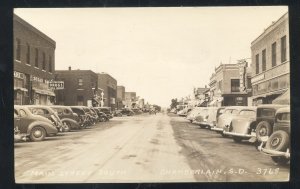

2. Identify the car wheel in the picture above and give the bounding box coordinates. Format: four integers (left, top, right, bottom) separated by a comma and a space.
199, 124, 206, 129
29, 126, 46, 142
271, 156, 290, 165
190, 120, 193, 123
266, 130, 289, 151
62, 122, 71, 132
100, 117, 105, 122
233, 137, 242, 143
256, 121, 272, 142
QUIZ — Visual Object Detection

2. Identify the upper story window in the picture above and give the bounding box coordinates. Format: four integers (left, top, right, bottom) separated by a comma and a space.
26, 43, 30, 65
255, 54, 259, 74
35, 48, 39, 68
281, 35, 287, 63
42, 52, 46, 70
16, 38, 21, 61
78, 78, 83, 86
262, 49, 266, 72
272, 42, 277, 67
49, 56, 52, 73
231, 79, 240, 92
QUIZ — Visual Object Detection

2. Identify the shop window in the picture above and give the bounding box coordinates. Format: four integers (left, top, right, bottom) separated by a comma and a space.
35, 48, 39, 67
272, 42, 277, 67
255, 54, 259, 74
16, 38, 21, 61
42, 52, 46, 70
26, 43, 30, 65
49, 56, 52, 73
78, 78, 83, 86
281, 35, 287, 63
231, 79, 240, 92
262, 49, 266, 71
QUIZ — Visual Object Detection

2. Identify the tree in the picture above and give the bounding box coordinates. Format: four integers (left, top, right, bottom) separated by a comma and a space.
170, 98, 178, 109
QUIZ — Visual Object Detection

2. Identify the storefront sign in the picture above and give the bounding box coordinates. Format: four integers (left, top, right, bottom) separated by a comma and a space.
30, 75, 44, 83
14, 71, 24, 79
49, 81, 64, 90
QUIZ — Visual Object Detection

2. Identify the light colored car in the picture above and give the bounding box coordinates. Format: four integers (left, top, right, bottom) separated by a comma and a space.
193, 108, 209, 128
258, 107, 290, 165
186, 107, 203, 123
222, 106, 257, 142
211, 106, 250, 136
196, 107, 225, 129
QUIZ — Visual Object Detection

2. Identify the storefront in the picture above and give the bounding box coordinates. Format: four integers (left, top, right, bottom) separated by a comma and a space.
252, 74, 289, 105
14, 71, 27, 105
31, 75, 55, 105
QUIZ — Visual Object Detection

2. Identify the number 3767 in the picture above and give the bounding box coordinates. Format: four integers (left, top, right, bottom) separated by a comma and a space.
256, 168, 280, 175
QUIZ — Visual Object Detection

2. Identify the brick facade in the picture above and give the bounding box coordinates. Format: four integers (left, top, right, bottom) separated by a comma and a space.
98, 73, 117, 110
13, 14, 56, 105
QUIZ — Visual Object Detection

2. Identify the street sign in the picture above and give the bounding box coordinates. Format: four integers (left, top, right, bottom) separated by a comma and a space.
49, 81, 64, 90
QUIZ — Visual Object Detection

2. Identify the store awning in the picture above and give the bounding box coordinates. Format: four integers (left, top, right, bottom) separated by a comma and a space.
33, 88, 55, 96
14, 87, 28, 92
272, 89, 290, 105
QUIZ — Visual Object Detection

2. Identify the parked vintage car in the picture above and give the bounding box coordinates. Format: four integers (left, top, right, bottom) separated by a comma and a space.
91, 107, 109, 122
132, 108, 143, 115
178, 107, 191, 117
50, 106, 81, 130
14, 112, 23, 142
70, 106, 91, 127
120, 108, 135, 116
14, 105, 58, 142
193, 107, 225, 129
25, 105, 65, 132
114, 110, 123, 117
258, 107, 290, 165
211, 106, 249, 135
97, 107, 113, 119
222, 106, 257, 142
251, 104, 288, 142
86, 107, 99, 124
193, 108, 209, 128
186, 107, 203, 123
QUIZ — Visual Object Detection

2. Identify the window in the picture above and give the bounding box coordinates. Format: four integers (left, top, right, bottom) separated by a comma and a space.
255, 54, 259, 74
281, 35, 287, 63
35, 48, 39, 67
247, 77, 251, 89
262, 49, 266, 71
259, 109, 274, 117
78, 78, 83, 86
231, 79, 240, 92
239, 110, 256, 117
272, 42, 277, 67
42, 52, 46, 70
26, 43, 30, 64
16, 38, 21, 61
277, 113, 290, 122
49, 56, 52, 72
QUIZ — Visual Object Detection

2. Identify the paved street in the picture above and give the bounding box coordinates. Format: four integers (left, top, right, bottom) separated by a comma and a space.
15, 113, 289, 183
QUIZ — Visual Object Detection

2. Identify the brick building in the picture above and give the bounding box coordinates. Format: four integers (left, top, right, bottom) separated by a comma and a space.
117, 85, 125, 109
54, 67, 100, 106
98, 73, 117, 110
124, 92, 137, 108
208, 61, 252, 107
14, 14, 56, 105
251, 12, 289, 105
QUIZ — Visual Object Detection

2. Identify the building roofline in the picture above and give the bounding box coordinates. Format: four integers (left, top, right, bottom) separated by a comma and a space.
14, 13, 56, 47
251, 12, 288, 46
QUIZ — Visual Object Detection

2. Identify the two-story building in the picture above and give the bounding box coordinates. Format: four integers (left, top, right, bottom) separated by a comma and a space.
251, 12, 289, 105
208, 61, 252, 107
98, 73, 117, 110
117, 85, 125, 109
54, 67, 100, 106
14, 14, 56, 105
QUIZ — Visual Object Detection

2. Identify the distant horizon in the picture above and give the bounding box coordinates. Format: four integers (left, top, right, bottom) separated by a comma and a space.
14, 7, 288, 107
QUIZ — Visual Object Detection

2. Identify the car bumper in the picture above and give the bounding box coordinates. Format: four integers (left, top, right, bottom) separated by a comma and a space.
223, 131, 252, 138
211, 127, 224, 132
258, 146, 290, 158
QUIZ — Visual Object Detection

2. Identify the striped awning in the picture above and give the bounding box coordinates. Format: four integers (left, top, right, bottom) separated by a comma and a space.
33, 88, 55, 96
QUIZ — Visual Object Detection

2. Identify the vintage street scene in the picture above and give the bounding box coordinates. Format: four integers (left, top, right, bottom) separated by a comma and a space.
14, 7, 290, 183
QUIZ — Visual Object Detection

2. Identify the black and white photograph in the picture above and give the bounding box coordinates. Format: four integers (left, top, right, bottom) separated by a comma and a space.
13, 6, 290, 183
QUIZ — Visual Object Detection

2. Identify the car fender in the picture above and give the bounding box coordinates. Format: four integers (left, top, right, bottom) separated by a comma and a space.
61, 118, 80, 128
27, 121, 58, 135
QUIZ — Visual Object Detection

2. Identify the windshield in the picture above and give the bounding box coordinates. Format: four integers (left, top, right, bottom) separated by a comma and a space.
239, 110, 256, 116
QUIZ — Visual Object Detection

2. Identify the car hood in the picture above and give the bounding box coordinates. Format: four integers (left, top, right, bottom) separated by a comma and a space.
231, 117, 255, 134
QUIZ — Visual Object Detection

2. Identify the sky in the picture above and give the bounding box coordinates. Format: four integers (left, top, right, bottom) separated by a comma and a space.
14, 7, 288, 108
